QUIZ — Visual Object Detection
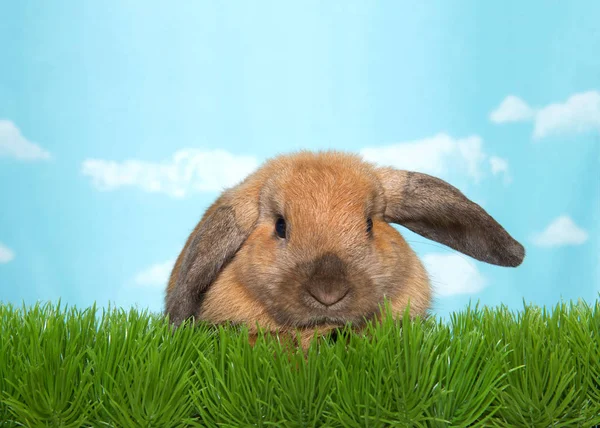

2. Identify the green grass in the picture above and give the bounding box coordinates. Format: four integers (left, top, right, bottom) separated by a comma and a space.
1, 299, 599, 427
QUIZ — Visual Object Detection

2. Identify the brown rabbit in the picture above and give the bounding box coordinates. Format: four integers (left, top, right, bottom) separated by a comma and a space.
164, 150, 524, 348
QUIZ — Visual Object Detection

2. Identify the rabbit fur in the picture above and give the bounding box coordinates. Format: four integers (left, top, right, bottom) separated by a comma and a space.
165, 150, 524, 348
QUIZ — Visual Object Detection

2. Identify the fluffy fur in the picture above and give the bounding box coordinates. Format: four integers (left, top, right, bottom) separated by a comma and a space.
165, 151, 525, 348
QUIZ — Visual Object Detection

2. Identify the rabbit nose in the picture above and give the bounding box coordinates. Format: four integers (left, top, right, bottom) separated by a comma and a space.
306, 281, 350, 306
301, 252, 350, 306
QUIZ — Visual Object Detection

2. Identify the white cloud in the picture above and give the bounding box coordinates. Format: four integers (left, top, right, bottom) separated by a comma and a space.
115, 287, 164, 314
0, 243, 15, 263
82, 149, 259, 198
360, 133, 502, 184
422, 253, 487, 296
532, 215, 589, 248
133, 259, 176, 289
533, 91, 600, 139
0, 120, 51, 161
113, 259, 175, 314
490, 90, 600, 139
490, 95, 536, 123
489, 156, 512, 184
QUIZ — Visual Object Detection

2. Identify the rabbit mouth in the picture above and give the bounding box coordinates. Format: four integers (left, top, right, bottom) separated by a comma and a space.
302, 288, 351, 311
303, 312, 377, 328
303, 316, 349, 327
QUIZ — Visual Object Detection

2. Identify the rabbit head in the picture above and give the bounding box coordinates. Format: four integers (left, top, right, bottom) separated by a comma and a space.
165, 151, 524, 338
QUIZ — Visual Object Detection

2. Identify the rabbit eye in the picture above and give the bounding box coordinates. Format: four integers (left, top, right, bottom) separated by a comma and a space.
366, 217, 374, 234
275, 217, 287, 239
366, 217, 373, 235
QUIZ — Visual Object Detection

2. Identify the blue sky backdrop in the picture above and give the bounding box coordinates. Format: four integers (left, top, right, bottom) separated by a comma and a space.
1, 1, 599, 319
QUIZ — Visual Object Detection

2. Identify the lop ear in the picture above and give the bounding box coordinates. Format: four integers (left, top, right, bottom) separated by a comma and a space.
165, 175, 264, 326
376, 167, 525, 267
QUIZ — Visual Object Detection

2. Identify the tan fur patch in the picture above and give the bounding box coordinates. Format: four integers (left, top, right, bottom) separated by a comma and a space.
166, 150, 522, 349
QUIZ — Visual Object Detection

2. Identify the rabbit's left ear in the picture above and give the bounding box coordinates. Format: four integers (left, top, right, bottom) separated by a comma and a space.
376, 167, 525, 267
165, 201, 252, 326
165, 171, 266, 326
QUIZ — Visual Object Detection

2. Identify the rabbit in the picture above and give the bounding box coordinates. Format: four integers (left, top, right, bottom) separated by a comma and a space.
164, 150, 524, 349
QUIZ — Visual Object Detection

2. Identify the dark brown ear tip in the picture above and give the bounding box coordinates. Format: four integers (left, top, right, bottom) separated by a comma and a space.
505, 241, 526, 267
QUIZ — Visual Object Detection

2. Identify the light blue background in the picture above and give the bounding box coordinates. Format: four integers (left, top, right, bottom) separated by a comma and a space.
1, 1, 598, 319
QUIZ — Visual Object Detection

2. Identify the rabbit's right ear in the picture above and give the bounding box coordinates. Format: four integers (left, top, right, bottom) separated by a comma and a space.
165, 178, 263, 327
375, 167, 525, 267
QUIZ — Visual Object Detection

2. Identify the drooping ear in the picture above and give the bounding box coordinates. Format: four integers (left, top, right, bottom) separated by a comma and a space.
164, 174, 264, 326
376, 167, 525, 267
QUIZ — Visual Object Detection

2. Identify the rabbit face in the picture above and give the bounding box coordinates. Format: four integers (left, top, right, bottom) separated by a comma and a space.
165, 150, 524, 334
231, 158, 413, 328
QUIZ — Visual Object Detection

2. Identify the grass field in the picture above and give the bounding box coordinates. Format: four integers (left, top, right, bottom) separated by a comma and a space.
0, 298, 599, 427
